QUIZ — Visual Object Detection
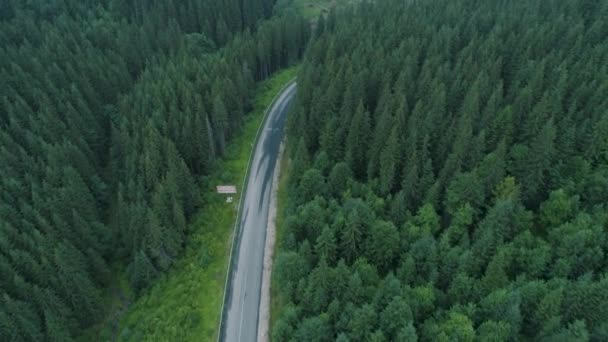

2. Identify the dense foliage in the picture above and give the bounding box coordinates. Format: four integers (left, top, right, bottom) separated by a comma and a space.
0, 1, 308, 340
275, 0, 608, 340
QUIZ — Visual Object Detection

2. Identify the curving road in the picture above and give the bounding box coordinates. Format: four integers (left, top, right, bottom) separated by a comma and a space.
220, 82, 297, 342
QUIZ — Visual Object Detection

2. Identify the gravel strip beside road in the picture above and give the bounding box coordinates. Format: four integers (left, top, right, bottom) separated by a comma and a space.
256, 141, 284, 342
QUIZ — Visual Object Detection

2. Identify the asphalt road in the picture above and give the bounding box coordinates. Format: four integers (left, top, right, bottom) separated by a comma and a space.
221, 82, 297, 342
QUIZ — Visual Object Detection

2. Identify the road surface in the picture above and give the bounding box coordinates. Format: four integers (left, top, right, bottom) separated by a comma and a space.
220, 82, 297, 342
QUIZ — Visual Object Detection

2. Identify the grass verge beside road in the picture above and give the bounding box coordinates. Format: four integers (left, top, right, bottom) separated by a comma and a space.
81, 66, 298, 342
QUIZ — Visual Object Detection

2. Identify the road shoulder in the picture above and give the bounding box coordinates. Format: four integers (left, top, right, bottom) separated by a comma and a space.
257, 141, 285, 342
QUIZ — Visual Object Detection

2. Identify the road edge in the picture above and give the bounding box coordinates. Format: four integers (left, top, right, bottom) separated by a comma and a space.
256, 141, 285, 342
217, 78, 297, 342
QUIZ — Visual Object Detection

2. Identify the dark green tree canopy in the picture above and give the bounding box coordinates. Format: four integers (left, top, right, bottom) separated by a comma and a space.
274, 0, 608, 340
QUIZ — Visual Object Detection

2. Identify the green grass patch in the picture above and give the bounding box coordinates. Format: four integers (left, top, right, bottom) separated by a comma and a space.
80, 66, 298, 342
269, 144, 292, 339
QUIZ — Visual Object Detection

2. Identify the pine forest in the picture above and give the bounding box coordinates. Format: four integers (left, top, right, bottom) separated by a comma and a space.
0, 0, 308, 340
275, 0, 608, 341
2, 0, 608, 341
